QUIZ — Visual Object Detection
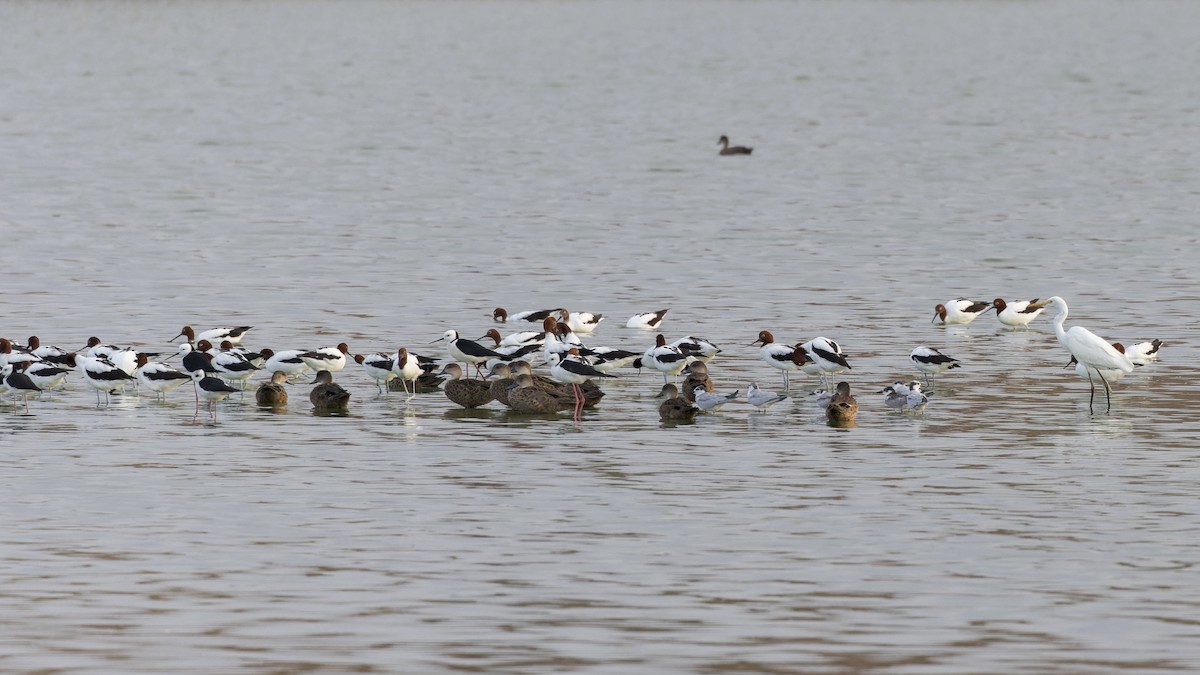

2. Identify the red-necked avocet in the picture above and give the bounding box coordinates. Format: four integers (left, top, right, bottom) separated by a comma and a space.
1124, 339, 1163, 366
801, 337, 851, 387
562, 309, 604, 334
25, 360, 71, 393
991, 298, 1046, 328
910, 345, 961, 386
492, 307, 565, 324
750, 330, 810, 392
642, 334, 689, 383
300, 343, 349, 373
392, 347, 423, 398
134, 353, 192, 399
25, 336, 74, 367
258, 348, 311, 380
670, 336, 721, 363
77, 354, 136, 405
172, 325, 253, 347
355, 352, 397, 393
625, 309, 669, 330
932, 299, 991, 325
0, 338, 39, 368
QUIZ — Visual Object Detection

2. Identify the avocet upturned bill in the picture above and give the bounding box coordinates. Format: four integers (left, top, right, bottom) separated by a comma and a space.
932, 299, 991, 325
750, 330, 810, 391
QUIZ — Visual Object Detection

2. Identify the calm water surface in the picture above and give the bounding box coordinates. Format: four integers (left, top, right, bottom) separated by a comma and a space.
2, 1, 1199, 672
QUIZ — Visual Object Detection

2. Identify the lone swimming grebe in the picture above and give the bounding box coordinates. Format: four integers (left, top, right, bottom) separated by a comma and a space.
718, 135, 752, 155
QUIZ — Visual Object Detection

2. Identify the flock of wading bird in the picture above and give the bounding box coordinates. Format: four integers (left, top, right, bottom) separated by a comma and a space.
0, 296, 1163, 424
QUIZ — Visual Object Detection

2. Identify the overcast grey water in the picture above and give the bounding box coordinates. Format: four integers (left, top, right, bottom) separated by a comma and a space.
3, 1, 1200, 672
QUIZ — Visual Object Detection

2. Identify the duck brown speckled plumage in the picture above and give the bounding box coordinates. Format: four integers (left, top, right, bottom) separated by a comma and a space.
507, 373, 576, 414
680, 360, 713, 403
256, 370, 290, 407
657, 383, 700, 422
488, 363, 516, 407
510, 360, 604, 408
825, 381, 857, 426
309, 370, 350, 411
440, 363, 494, 408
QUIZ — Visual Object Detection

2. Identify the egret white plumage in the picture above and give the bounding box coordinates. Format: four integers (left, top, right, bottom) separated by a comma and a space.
1043, 296, 1133, 412
1065, 343, 1135, 386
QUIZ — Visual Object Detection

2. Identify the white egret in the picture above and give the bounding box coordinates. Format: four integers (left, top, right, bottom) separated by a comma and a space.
1042, 296, 1133, 412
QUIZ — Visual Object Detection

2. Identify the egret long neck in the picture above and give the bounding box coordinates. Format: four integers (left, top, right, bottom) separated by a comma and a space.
1051, 305, 1068, 345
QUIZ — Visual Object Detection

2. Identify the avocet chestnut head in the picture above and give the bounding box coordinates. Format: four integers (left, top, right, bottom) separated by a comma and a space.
932, 299, 991, 325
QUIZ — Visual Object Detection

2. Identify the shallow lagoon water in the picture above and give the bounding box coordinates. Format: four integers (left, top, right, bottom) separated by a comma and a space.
2, 1, 1200, 672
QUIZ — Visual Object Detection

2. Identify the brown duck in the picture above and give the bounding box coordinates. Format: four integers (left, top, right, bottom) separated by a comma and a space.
439, 363, 494, 408
309, 370, 350, 411
488, 363, 516, 407
256, 370, 290, 407
507, 373, 576, 414
718, 135, 752, 155
510, 360, 604, 408
657, 383, 700, 422
825, 381, 858, 425
680, 360, 713, 402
